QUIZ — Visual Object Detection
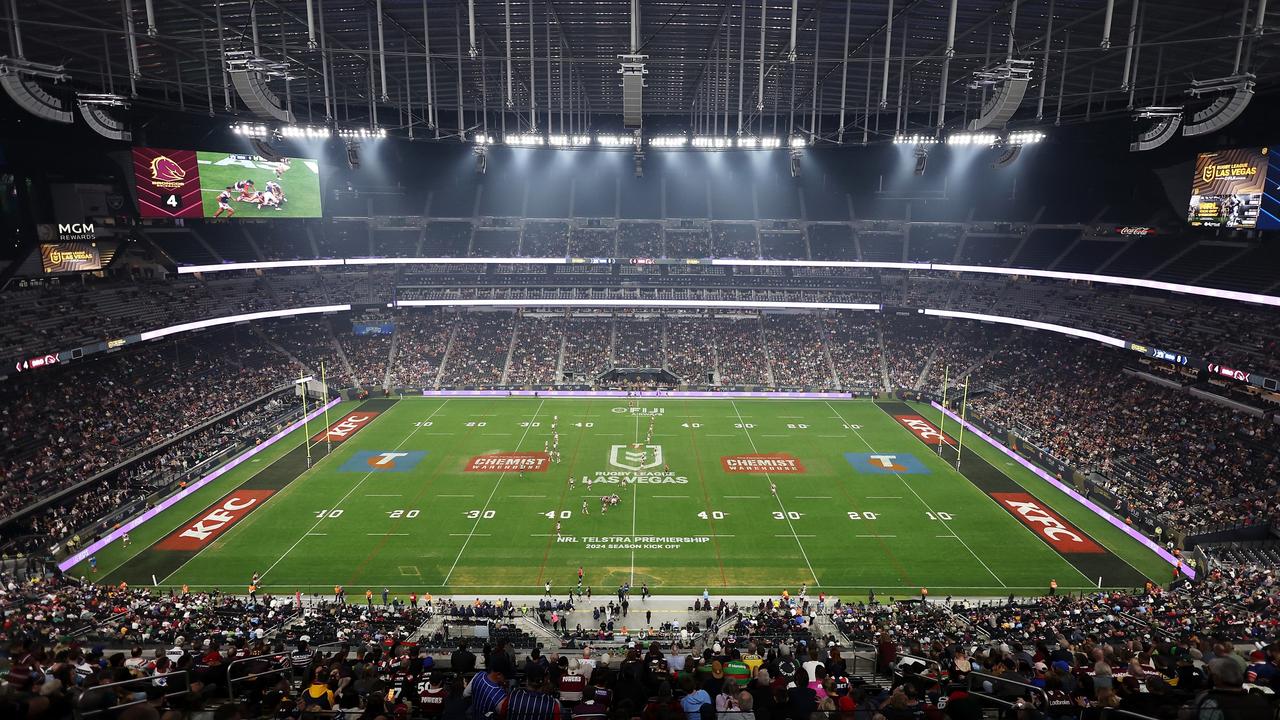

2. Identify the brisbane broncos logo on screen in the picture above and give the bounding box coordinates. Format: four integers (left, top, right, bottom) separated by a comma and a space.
149, 155, 187, 188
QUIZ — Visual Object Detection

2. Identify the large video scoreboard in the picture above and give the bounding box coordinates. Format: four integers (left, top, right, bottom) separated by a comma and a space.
132, 147, 322, 219
1187, 147, 1280, 229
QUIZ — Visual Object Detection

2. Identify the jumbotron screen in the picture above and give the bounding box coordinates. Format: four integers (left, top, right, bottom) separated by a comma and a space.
1187, 147, 1269, 229
132, 147, 322, 219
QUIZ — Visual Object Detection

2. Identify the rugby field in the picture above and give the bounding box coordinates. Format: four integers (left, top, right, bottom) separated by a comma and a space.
83, 397, 1169, 597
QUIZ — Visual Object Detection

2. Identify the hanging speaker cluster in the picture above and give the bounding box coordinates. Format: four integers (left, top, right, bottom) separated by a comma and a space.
225, 50, 297, 124
0, 57, 72, 123
966, 59, 1035, 131
1182, 74, 1255, 137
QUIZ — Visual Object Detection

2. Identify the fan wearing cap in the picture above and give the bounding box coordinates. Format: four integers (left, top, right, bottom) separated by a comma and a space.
830, 675, 857, 718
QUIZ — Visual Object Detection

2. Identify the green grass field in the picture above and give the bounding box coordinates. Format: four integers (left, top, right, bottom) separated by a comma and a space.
196, 152, 323, 218
83, 397, 1169, 598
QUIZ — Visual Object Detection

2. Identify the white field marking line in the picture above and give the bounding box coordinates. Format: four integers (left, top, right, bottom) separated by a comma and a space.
159, 401, 415, 585
778, 534, 818, 538
307, 533, 328, 536
256, 399, 452, 584
867, 496, 903, 499
729, 399, 819, 585
795, 496, 833, 499
899, 404, 1108, 587
630, 413, 640, 585
450, 533, 492, 537
443, 398, 546, 585
824, 401, 1008, 588
724, 495, 760, 499
937, 535, 958, 538
437, 494, 474, 498
179, 583, 1105, 591
818, 435, 845, 438
530, 533, 738, 538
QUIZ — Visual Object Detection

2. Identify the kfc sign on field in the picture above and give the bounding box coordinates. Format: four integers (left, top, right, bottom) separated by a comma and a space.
157, 490, 274, 550
313, 411, 380, 442
893, 415, 955, 446
721, 453, 806, 474
991, 492, 1103, 554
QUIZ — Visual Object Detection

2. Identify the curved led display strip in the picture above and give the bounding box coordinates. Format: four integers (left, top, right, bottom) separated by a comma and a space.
174, 257, 1280, 309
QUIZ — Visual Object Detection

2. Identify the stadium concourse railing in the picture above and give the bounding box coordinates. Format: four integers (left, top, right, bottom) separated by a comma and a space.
963, 670, 1050, 714
76, 670, 191, 720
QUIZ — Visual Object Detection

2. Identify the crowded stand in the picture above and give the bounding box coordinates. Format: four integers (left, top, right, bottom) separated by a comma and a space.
821, 314, 882, 393
335, 326, 393, 389
763, 315, 835, 388
505, 316, 564, 385
880, 317, 936, 392
664, 318, 719, 385
560, 319, 614, 384
437, 313, 514, 386
387, 312, 453, 389
0, 330, 295, 524
4, 570, 1280, 720
714, 320, 773, 387
613, 321, 663, 370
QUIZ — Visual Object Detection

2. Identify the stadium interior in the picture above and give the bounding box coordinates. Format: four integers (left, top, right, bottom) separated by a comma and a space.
1, 0, 1280, 719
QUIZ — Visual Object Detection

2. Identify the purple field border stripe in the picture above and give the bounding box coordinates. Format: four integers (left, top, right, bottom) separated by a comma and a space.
58, 397, 342, 573
930, 402, 1195, 580
420, 390, 852, 399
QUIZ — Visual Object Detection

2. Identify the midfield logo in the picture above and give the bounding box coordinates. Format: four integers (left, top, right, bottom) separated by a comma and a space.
609, 444, 664, 471
340, 450, 428, 472
845, 452, 931, 474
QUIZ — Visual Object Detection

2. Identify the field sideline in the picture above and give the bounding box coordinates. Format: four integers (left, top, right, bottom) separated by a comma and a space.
83, 397, 1166, 597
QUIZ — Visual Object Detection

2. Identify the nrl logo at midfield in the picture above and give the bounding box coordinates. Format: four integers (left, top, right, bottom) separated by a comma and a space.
609, 444, 664, 471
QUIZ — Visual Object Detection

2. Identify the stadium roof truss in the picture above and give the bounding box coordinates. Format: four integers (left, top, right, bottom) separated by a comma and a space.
4, 1, 1279, 144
